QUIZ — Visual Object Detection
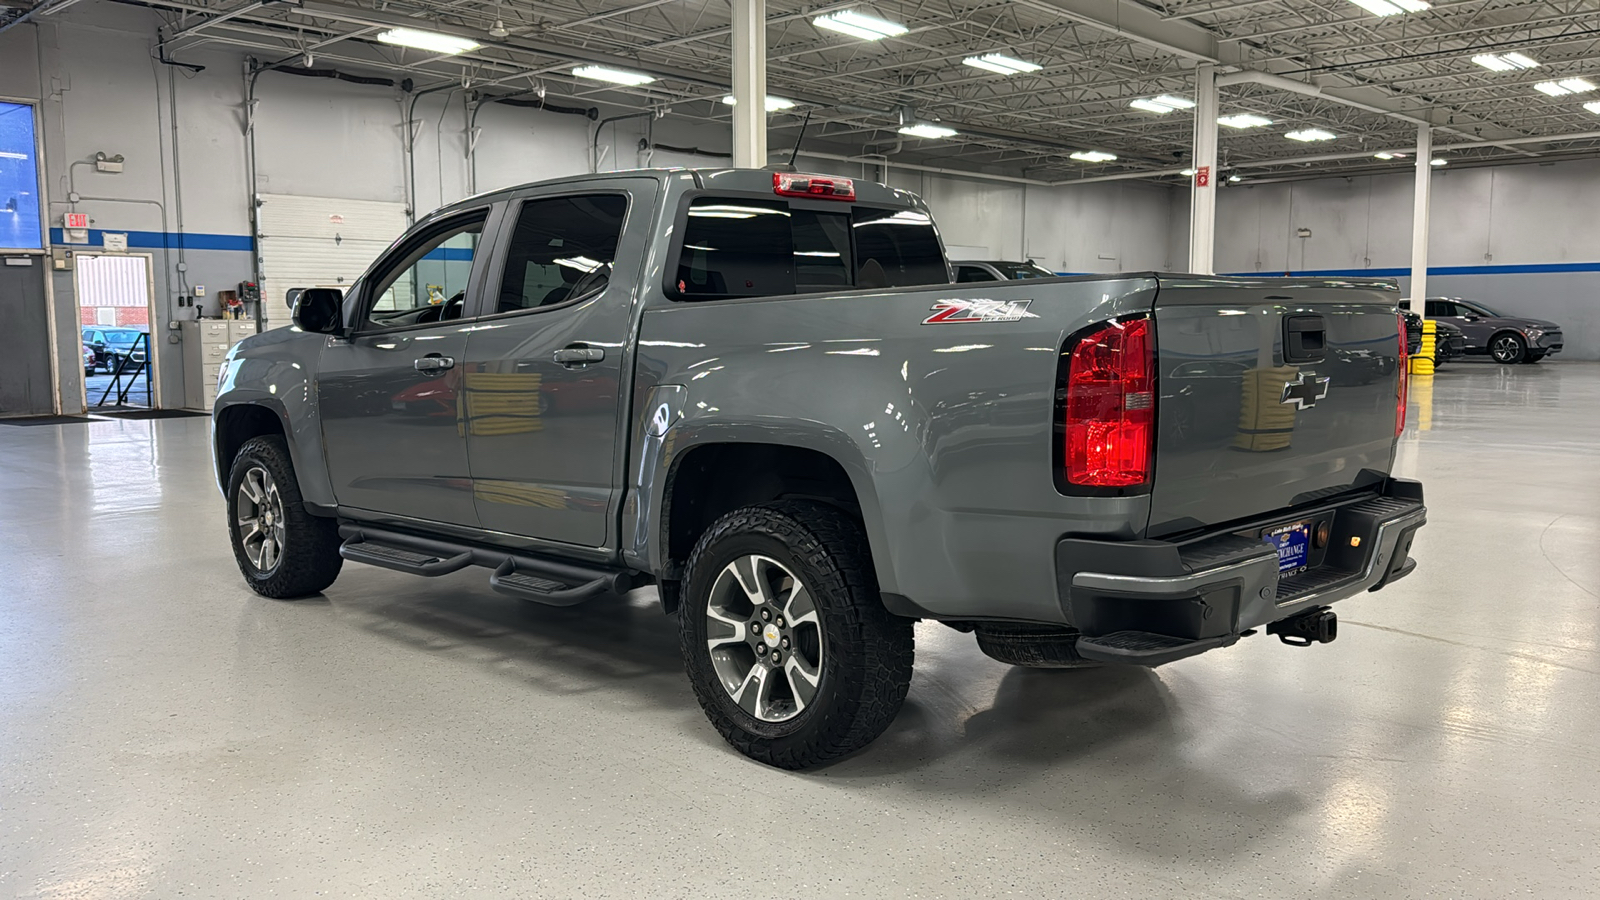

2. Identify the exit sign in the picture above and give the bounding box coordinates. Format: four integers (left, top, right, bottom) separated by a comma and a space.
64, 213, 88, 229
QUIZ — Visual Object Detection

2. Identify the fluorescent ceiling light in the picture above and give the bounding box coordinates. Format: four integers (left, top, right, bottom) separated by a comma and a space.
1070, 150, 1117, 162
1180, 168, 1196, 176
1473, 52, 1539, 72
573, 65, 655, 86
1374, 151, 1397, 160
899, 123, 957, 139
963, 53, 1042, 76
1130, 95, 1194, 114
1348, 0, 1428, 14
1286, 128, 1336, 142
1218, 113, 1273, 129
813, 10, 908, 41
1531, 78, 1591, 97
721, 95, 797, 111
1585, 101, 1600, 115
1430, 158, 1448, 166
1228, 174, 1242, 183
376, 28, 481, 55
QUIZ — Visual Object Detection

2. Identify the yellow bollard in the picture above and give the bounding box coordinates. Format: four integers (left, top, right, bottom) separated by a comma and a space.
1410, 319, 1436, 376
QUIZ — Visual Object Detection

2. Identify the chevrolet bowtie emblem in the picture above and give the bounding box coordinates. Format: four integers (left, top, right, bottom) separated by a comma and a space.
1280, 374, 1331, 410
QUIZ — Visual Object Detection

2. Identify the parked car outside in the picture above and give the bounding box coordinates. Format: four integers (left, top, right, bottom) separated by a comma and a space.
82, 342, 97, 377
1401, 298, 1562, 364
952, 260, 1057, 282
82, 327, 149, 372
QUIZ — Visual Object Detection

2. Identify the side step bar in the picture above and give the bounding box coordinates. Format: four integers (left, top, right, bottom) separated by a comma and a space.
338, 524, 637, 607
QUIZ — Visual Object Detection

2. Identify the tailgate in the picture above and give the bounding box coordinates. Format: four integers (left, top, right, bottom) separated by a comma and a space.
1148, 276, 1403, 539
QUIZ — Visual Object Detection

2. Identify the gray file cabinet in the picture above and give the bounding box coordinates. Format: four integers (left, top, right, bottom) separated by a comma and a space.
182, 320, 258, 411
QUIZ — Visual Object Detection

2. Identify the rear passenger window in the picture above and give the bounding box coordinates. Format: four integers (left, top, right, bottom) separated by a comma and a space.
851, 207, 948, 288
494, 194, 628, 313
956, 265, 994, 283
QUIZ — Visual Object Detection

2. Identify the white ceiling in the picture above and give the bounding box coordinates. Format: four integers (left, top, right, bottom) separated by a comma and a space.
18, 0, 1600, 183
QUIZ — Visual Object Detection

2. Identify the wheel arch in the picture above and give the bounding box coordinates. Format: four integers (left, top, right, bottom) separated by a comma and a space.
655, 437, 892, 612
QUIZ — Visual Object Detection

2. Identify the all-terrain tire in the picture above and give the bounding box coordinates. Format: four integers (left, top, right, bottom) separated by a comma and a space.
975, 623, 1102, 668
227, 435, 343, 598
679, 501, 914, 769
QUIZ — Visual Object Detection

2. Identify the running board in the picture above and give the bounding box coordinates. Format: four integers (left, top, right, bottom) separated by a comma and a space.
337, 524, 636, 606
489, 560, 612, 607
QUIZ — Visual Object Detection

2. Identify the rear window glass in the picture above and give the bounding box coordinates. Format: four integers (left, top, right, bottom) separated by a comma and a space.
677, 199, 794, 299
851, 207, 947, 288
673, 197, 946, 300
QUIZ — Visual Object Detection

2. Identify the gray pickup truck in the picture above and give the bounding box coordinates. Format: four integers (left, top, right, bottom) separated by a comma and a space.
214, 168, 1425, 769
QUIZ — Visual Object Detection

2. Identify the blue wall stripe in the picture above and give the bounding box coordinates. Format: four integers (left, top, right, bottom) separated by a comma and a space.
419, 247, 475, 262
49, 228, 255, 252
1222, 261, 1600, 278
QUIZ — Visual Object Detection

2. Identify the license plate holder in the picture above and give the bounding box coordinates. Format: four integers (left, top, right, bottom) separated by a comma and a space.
1264, 520, 1313, 576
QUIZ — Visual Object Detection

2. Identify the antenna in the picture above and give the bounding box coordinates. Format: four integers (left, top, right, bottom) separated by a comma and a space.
788, 110, 813, 167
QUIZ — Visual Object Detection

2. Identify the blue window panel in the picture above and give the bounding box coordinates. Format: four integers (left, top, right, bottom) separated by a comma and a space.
0, 101, 44, 251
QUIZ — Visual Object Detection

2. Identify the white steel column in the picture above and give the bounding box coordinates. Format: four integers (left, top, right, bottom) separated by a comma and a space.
1410, 123, 1433, 302
730, 0, 767, 168
1188, 62, 1219, 274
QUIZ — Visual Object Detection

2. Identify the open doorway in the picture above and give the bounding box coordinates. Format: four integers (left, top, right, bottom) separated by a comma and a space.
75, 253, 159, 410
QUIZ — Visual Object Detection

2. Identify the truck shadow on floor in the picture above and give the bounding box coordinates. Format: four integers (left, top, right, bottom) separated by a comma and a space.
329, 576, 695, 709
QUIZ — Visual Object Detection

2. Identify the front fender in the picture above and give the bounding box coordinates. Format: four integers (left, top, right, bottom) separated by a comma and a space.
211, 328, 333, 507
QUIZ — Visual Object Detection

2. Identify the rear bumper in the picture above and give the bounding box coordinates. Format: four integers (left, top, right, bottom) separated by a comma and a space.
1056, 479, 1426, 656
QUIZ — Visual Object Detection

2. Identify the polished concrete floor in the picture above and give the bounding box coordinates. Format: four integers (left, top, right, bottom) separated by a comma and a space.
2, 361, 1597, 899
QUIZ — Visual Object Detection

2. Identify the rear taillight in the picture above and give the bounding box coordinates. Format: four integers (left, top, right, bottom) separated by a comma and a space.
1063, 317, 1155, 488
773, 172, 856, 200
1395, 313, 1409, 436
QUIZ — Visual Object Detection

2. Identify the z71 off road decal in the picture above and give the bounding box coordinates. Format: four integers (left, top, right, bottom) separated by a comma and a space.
923, 298, 1037, 324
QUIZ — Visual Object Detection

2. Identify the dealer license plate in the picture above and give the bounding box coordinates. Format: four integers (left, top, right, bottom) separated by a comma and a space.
1264, 520, 1312, 575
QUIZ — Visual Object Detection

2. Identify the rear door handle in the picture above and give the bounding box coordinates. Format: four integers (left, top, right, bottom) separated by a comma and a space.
553, 345, 604, 367
414, 354, 455, 372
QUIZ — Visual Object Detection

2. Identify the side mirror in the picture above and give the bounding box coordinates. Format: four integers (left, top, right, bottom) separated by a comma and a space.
291, 287, 345, 335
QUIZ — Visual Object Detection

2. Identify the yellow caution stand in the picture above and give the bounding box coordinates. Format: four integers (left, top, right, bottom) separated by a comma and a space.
1410, 319, 1436, 376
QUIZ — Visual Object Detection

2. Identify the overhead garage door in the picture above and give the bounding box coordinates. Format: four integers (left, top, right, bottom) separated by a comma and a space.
256, 194, 408, 330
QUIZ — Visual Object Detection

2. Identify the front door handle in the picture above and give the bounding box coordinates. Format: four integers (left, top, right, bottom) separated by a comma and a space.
414, 354, 455, 372
553, 345, 604, 367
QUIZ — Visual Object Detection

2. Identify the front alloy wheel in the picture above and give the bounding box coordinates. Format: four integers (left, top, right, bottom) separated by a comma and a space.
236, 465, 287, 573
225, 434, 342, 598
705, 555, 824, 723
1490, 333, 1526, 364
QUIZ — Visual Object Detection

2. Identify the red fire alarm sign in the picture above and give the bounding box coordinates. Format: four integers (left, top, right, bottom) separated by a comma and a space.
1195, 166, 1211, 188
65, 213, 88, 229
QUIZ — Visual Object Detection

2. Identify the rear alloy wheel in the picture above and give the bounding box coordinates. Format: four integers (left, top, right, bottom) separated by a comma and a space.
679, 502, 914, 769
226, 435, 343, 598
1490, 333, 1526, 364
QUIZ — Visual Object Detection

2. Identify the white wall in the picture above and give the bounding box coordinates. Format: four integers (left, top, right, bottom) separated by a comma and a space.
5, 3, 1598, 415
1169, 158, 1600, 358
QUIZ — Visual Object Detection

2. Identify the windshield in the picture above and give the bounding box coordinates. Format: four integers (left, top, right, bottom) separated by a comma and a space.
1459, 300, 1503, 317
997, 262, 1055, 279
104, 330, 144, 346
